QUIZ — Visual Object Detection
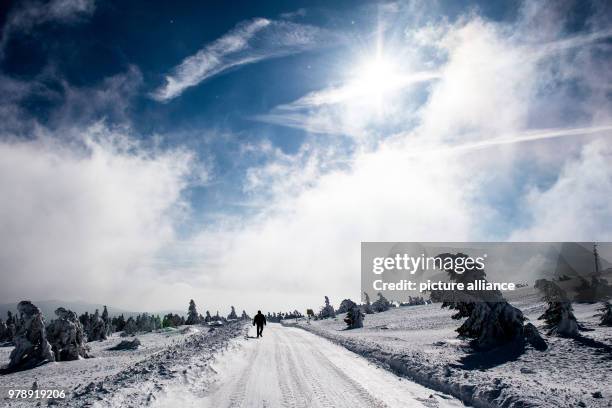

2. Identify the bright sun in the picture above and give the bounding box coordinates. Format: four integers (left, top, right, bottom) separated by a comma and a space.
346, 55, 404, 114
356, 57, 400, 95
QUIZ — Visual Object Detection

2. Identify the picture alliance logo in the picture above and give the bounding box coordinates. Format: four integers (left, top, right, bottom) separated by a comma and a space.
372, 253, 487, 275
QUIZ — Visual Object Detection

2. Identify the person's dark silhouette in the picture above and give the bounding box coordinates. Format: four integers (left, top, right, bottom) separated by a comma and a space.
253, 310, 266, 338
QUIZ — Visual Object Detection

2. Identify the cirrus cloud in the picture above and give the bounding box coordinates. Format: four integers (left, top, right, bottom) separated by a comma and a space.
152, 18, 338, 102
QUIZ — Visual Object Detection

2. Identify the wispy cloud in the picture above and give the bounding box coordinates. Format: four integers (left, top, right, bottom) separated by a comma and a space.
401, 124, 612, 158
253, 23, 612, 136
152, 18, 335, 102
252, 70, 441, 134
1, 0, 95, 54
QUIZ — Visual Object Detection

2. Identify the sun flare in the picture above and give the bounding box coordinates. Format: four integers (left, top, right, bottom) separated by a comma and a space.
355, 57, 401, 94
345, 54, 404, 115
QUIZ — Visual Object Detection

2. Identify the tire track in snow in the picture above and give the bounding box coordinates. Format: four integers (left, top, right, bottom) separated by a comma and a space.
154, 324, 462, 408
210, 335, 260, 408
274, 334, 305, 408
283, 328, 386, 408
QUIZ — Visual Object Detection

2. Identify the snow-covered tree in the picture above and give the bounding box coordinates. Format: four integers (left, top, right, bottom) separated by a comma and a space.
597, 302, 612, 326
344, 304, 364, 329
111, 314, 126, 332
204, 311, 212, 323
435, 253, 546, 350
227, 306, 238, 320
539, 302, 579, 337
535, 279, 579, 337
122, 317, 137, 336
0, 319, 8, 342
8, 301, 55, 370
46, 307, 90, 361
241, 310, 250, 320
318, 296, 336, 319
400, 296, 426, 306
574, 276, 612, 303
337, 299, 357, 314
101, 306, 113, 336
88, 309, 107, 341
371, 292, 391, 312
361, 292, 374, 314
186, 299, 200, 325
162, 313, 183, 328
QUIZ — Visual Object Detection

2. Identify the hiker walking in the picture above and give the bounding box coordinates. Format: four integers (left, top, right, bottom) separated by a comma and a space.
252, 310, 266, 338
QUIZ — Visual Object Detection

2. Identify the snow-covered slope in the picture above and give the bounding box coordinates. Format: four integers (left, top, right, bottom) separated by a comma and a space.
0, 322, 244, 407
287, 288, 612, 407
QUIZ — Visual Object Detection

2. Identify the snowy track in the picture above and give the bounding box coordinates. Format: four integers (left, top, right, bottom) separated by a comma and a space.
153, 323, 461, 408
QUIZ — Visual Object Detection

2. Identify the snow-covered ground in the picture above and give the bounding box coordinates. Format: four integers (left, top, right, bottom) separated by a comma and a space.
0, 322, 244, 407
1, 290, 610, 408
286, 288, 612, 408
151, 323, 462, 408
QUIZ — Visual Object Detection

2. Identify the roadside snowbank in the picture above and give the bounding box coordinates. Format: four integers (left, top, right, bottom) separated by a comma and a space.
0, 322, 245, 407
285, 288, 612, 407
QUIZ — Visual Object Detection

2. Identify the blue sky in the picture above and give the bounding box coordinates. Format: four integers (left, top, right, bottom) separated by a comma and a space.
0, 0, 525, 224
1, 0, 611, 312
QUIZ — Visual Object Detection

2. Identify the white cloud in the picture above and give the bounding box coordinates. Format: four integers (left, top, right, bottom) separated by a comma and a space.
1, 0, 95, 53
510, 139, 612, 241
152, 18, 336, 102
0, 124, 195, 307
161, 4, 612, 313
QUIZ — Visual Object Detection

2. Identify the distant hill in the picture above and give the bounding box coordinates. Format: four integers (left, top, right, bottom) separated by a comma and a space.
0, 300, 184, 320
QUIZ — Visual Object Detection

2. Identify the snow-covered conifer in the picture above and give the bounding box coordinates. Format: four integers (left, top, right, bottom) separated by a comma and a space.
337, 299, 357, 314
319, 296, 336, 319
186, 299, 200, 325
597, 302, 612, 326
361, 292, 374, 314
435, 253, 546, 350
535, 279, 579, 337
344, 305, 364, 329
227, 306, 238, 320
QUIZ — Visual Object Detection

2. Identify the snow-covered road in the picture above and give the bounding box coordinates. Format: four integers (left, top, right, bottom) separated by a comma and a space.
152, 323, 462, 408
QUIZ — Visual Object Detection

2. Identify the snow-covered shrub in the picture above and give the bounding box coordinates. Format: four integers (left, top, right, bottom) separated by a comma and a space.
371, 292, 392, 312
119, 314, 160, 336
109, 338, 140, 350
283, 310, 303, 319
400, 296, 426, 307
